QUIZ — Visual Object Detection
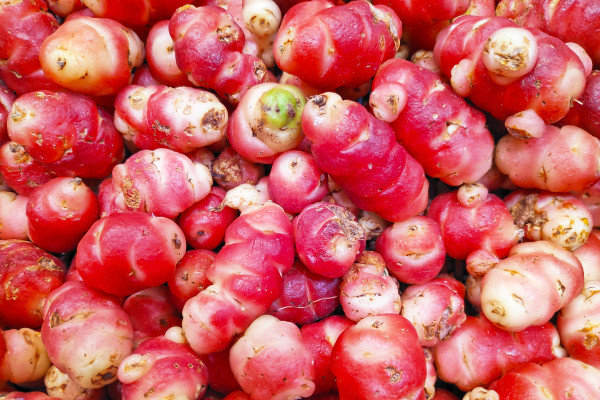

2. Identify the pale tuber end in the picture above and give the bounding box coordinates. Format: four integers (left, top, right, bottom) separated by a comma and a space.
466, 249, 500, 277
117, 354, 154, 385
463, 387, 499, 400
505, 109, 546, 138
220, 183, 265, 212
165, 327, 188, 345
256, 85, 306, 151
357, 210, 390, 241
368, 82, 408, 123
482, 27, 538, 85
242, 0, 282, 38
410, 50, 441, 75
566, 42, 593, 77
450, 59, 475, 97
457, 183, 488, 208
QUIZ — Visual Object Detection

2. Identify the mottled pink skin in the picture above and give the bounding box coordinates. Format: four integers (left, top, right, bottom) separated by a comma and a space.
211, 146, 266, 191
179, 187, 238, 251
169, 5, 269, 103
371, 58, 494, 185
274, 0, 401, 91
432, 315, 563, 391
26, 177, 100, 254
114, 85, 228, 153
118, 336, 208, 400
168, 250, 215, 312
1, 328, 50, 385
146, 21, 190, 87
122, 286, 182, 346
300, 316, 354, 395
324, 177, 360, 217
331, 314, 426, 400
82, 0, 190, 28
0, 85, 16, 145
0, 240, 66, 329
293, 202, 365, 279
558, 281, 600, 369
269, 259, 340, 325
560, 71, 600, 139
201, 342, 242, 395
0, 142, 56, 196
302, 93, 429, 222
497, 0, 600, 65
375, 216, 445, 284
7, 91, 124, 179
488, 358, 600, 399
76, 211, 186, 297
230, 315, 316, 400
111, 148, 212, 219
434, 15, 587, 125
339, 252, 401, 322
182, 202, 295, 355
41, 281, 134, 389
45, 0, 86, 17
0, 0, 62, 96
268, 150, 328, 214
401, 275, 466, 347
464, 249, 500, 311
97, 177, 125, 218
131, 65, 162, 87
496, 124, 600, 192
45, 365, 107, 400
427, 186, 519, 260
0, 393, 60, 400
0, 192, 28, 240
574, 230, 600, 282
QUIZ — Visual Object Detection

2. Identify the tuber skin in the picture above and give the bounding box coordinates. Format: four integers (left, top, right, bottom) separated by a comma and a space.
200, 342, 242, 395
0, 328, 51, 385
167, 249, 216, 312
76, 211, 186, 297
573, 229, 600, 282
182, 201, 295, 355
39, 16, 144, 97
211, 146, 266, 191
41, 281, 134, 389
26, 177, 100, 254
230, 314, 316, 400
481, 240, 584, 332
0, 240, 66, 329
80, 0, 191, 28
339, 251, 402, 322
370, 58, 494, 186
375, 216, 446, 284
560, 70, 600, 139
111, 148, 212, 219
293, 202, 366, 279
0, 192, 28, 241
45, 365, 105, 400
432, 314, 565, 391
0, 393, 60, 400
427, 183, 519, 260
0, 85, 15, 145
145, 20, 190, 87
169, 5, 270, 104
114, 85, 228, 153
331, 314, 426, 400
274, 0, 401, 91
464, 249, 500, 311
505, 190, 593, 251
302, 92, 429, 222
45, 0, 86, 17
0, 142, 56, 197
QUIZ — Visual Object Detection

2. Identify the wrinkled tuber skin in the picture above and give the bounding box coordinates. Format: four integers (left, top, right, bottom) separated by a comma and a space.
481, 240, 584, 332
497, 0, 600, 65
375, 216, 446, 284
371, 58, 494, 186
230, 315, 316, 399
0, 393, 60, 400
45, 0, 86, 17
169, 5, 270, 104
145, 20, 190, 87
274, 0, 401, 91
268, 150, 328, 214
8, 91, 125, 179
81, 0, 191, 28
331, 314, 426, 400
575, 179, 600, 228
76, 211, 186, 297
293, 202, 366, 279
574, 230, 600, 282
465, 0, 495, 17
114, 85, 228, 153
488, 358, 600, 399
505, 190, 592, 251
0, 86, 15, 145
39, 16, 144, 96
557, 280, 600, 369
122, 286, 183, 346
269, 259, 341, 325
0, 328, 51, 385
464, 249, 500, 311
182, 202, 295, 354
168, 249, 215, 312
432, 315, 565, 391
227, 83, 306, 164
0, 0, 62, 96
339, 252, 402, 322
111, 148, 212, 219
427, 184, 519, 260
41, 281, 134, 389
300, 315, 354, 395
0, 192, 28, 240
45, 365, 105, 400
0, 240, 66, 329
495, 124, 600, 192
0, 142, 56, 197
117, 336, 208, 400
302, 93, 429, 222
211, 146, 266, 191
26, 177, 100, 254
434, 15, 587, 132
97, 178, 124, 219
401, 275, 466, 348
462, 388, 498, 400
560, 70, 600, 139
